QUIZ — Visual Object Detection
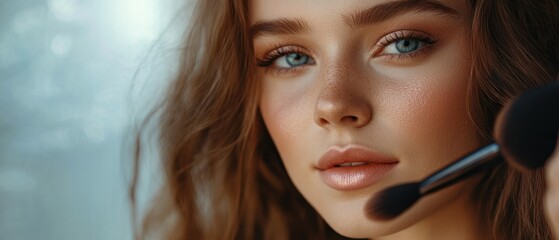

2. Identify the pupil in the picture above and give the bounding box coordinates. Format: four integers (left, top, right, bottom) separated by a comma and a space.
396, 39, 419, 53
287, 53, 307, 66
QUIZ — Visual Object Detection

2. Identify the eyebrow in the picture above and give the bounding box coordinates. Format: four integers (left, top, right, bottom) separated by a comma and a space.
250, 0, 458, 38
344, 0, 458, 28
250, 18, 310, 38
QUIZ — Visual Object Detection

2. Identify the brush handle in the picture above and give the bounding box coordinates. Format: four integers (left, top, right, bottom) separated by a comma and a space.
419, 143, 501, 195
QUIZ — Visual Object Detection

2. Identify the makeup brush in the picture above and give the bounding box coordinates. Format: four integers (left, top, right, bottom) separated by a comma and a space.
365, 81, 559, 221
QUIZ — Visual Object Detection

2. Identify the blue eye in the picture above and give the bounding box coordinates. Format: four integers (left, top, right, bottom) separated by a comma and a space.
277, 53, 311, 68
383, 38, 428, 55
394, 39, 420, 53
377, 31, 437, 57
256, 45, 315, 71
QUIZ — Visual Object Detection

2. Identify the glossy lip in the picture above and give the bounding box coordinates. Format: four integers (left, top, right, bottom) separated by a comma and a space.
316, 145, 398, 191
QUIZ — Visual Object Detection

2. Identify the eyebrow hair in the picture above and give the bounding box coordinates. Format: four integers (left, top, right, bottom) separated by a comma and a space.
250, 18, 310, 38
250, 0, 458, 38
344, 0, 458, 28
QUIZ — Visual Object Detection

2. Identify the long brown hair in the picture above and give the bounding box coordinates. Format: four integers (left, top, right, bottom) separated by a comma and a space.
469, 0, 559, 239
131, 0, 342, 239
130, 0, 559, 239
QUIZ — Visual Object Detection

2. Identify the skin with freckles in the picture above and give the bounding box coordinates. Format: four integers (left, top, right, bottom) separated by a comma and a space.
252, 0, 488, 239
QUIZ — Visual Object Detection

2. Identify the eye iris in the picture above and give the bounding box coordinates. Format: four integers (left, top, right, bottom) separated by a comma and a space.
285, 53, 308, 67
395, 39, 419, 53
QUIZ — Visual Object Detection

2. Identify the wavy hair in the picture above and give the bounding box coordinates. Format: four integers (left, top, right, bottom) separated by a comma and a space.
130, 0, 559, 239
469, 0, 559, 239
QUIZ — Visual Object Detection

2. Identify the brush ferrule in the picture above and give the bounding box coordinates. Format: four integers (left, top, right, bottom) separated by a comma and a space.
419, 143, 501, 195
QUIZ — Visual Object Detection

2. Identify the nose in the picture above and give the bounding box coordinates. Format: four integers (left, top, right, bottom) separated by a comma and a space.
314, 65, 372, 129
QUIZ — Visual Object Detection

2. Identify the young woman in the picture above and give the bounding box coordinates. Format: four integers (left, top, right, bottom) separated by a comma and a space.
131, 0, 559, 239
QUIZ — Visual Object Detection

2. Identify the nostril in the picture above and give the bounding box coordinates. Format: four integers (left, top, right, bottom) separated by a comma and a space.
314, 95, 372, 128
341, 115, 359, 123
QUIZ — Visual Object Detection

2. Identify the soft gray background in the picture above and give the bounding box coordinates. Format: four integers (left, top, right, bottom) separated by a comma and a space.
0, 0, 185, 239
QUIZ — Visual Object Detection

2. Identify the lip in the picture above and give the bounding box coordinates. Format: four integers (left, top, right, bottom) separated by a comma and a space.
316, 145, 398, 191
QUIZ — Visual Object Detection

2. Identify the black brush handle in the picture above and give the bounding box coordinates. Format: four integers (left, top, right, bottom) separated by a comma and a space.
419, 143, 501, 195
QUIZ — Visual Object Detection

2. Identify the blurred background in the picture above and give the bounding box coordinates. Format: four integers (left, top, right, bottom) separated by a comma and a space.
0, 0, 186, 239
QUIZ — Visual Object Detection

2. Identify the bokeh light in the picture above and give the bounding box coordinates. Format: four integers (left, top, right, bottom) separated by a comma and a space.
0, 0, 182, 239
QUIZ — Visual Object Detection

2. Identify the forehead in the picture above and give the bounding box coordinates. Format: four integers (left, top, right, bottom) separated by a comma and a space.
249, 0, 468, 23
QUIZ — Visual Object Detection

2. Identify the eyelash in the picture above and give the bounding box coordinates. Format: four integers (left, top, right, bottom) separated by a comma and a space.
256, 45, 311, 73
375, 30, 438, 60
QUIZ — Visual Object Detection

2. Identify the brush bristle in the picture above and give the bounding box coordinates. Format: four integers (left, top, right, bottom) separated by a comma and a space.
365, 182, 421, 221
495, 81, 559, 170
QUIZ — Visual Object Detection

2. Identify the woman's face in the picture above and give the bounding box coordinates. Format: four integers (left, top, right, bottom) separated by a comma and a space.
252, 0, 481, 238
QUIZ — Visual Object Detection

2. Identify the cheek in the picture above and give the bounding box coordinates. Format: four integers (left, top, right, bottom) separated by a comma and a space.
388, 76, 470, 136
259, 78, 323, 192
381, 45, 478, 173
259, 78, 314, 152
406, 85, 471, 147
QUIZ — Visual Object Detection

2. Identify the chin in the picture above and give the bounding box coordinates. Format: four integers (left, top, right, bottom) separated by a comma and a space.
312, 182, 472, 239
313, 197, 413, 239
325, 212, 419, 239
